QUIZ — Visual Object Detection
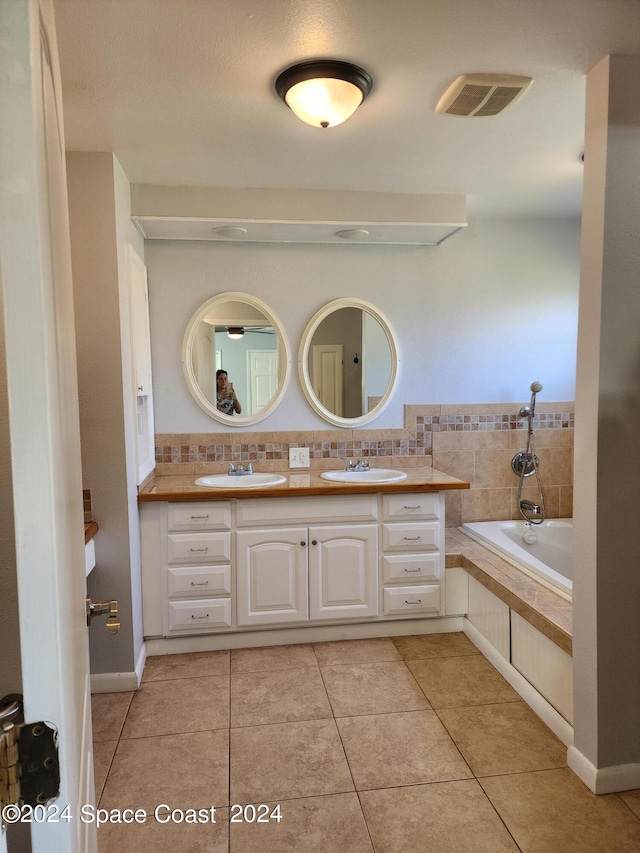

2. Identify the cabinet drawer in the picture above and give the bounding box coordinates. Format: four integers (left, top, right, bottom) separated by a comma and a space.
167, 532, 230, 563
167, 599, 232, 632
167, 565, 231, 598
382, 553, 441, 584
168, 501, 231, 531
382, 493, 441, 522
383, 585, 441, 616
382, 522, 441, 551
236, 495, 378, 526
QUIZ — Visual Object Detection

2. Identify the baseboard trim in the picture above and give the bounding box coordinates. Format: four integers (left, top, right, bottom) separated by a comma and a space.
145, 616, 465, 656
90, 642, 147, 693
463, 618, 574, 748
567, 746, 640, 794
134, 641, 147, 687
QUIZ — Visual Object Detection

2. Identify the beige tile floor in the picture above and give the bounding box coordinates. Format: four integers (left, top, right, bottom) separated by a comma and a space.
92, 634, 640, 852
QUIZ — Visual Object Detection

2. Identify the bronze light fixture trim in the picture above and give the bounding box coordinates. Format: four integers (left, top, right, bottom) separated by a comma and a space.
275, 59, 373, 128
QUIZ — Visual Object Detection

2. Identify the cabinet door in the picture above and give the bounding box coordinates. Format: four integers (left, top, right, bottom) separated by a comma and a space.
236, 528, 308, 626
129, 244, 153, 396
309, 524, 378, 621
128, 244, 155, 484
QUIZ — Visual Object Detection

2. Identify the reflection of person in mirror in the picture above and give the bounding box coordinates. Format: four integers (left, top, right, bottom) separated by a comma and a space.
216, 369, 242, 415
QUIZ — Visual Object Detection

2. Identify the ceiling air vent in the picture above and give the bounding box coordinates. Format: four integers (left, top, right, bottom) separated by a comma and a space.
435, 74, 532, 117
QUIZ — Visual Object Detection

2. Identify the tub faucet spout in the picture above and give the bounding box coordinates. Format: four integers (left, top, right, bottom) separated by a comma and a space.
520, 500, 540, 514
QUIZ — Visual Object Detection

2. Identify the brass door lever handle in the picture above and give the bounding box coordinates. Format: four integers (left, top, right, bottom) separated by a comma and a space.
86, 597, 120, 634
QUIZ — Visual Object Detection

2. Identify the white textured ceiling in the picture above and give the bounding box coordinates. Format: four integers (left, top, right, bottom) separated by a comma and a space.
54, 0, 640, 218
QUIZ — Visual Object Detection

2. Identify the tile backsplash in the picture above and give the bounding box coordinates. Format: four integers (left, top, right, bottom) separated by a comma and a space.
83, 488, 93, 523
154, 401, 574, 526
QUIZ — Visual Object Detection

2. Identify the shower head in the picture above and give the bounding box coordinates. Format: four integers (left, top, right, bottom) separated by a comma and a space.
520, 381, 543, 421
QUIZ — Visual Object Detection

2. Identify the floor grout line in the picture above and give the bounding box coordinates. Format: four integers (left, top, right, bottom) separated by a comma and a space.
92, 634, 640, 852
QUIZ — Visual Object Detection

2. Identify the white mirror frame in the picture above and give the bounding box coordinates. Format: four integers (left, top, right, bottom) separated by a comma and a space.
182, 291, 291, 427
298, 297, 399, 428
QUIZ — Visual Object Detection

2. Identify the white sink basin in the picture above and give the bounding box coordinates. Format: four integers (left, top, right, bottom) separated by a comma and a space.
320, 468, 408, 484
195, 473, 286, 488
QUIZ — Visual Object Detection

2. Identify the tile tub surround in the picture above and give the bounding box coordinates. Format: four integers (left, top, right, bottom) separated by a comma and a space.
154, 401, 574, 524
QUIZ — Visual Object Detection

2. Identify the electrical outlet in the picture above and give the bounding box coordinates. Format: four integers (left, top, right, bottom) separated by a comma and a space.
289, 447, 310, 468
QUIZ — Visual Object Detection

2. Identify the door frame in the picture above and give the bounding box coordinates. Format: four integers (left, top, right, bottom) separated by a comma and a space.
0, 1, 96, 850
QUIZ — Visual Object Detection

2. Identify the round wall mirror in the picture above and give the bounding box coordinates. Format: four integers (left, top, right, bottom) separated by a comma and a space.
182, 291, 291, 426
298, 298, 398, 427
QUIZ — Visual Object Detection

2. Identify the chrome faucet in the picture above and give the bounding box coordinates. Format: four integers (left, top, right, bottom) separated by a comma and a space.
228, 462, 253, 476
345, 459, 370, 472
519, 499, 540, 514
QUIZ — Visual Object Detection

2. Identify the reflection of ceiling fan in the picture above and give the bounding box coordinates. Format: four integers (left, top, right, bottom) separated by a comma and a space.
214, 325, 275, 335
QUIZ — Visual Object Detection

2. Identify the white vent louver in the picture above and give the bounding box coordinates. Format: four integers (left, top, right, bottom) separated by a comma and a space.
435, 74, 533, 117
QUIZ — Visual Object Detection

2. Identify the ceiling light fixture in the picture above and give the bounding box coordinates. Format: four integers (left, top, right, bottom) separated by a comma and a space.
227, 327, 244, 339
275, 60, 373, 128
212, 226, 248, 238
336, 229, 370, 241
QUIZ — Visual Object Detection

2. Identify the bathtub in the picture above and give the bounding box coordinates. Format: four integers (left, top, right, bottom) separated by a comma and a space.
461, 519, 573, 598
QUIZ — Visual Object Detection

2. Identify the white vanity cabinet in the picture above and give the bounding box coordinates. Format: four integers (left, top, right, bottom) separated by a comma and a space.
381, 492, 445, 618
235, 495, 379, 627
164, 501, 233, 634
139, 489, 448, 642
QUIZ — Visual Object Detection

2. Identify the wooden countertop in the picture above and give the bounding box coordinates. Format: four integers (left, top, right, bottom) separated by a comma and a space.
84, 521, 99, 543
138, 466, 470, 502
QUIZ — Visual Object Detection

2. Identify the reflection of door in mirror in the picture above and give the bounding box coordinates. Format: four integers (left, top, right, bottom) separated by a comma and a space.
309, 307, 363, 417
311, 344, 344, 416
248, 349, 279, 415
307, 306, 394, 419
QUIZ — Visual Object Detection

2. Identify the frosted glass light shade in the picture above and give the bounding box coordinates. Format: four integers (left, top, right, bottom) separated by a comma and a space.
276, 60, 372, 129
285, 78, 364, 128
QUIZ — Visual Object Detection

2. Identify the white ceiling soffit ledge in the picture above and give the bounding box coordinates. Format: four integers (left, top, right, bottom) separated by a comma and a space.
130, 186, 467, 246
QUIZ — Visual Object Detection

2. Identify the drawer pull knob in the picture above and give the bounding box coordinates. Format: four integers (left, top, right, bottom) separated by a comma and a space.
404, 505, 421, 510
190, 580, 209, 587
300, 541, 306, 547
190, 547, 209, 552
190, 515, 209, 519
404, 567, 422, 573
191, 613, 209, 620
405, 599, 422, 605
403, 536, 421, 541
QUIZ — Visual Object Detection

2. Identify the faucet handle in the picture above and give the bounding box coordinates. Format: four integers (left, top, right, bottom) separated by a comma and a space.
228, 463, 236, 474
345, 459, 354, 471
246, 462, 253, 474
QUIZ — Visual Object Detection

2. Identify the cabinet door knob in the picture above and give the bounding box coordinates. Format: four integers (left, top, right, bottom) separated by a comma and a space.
300, 540, 306, 546
311, 540, 317, 545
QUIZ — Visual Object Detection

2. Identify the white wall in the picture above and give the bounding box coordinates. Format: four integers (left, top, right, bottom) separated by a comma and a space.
571, 55, 640, 791
67, 152, 145, 677
146, 216, 580, 433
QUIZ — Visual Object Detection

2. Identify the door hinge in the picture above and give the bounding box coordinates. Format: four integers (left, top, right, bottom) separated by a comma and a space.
1, 712, 60, 816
